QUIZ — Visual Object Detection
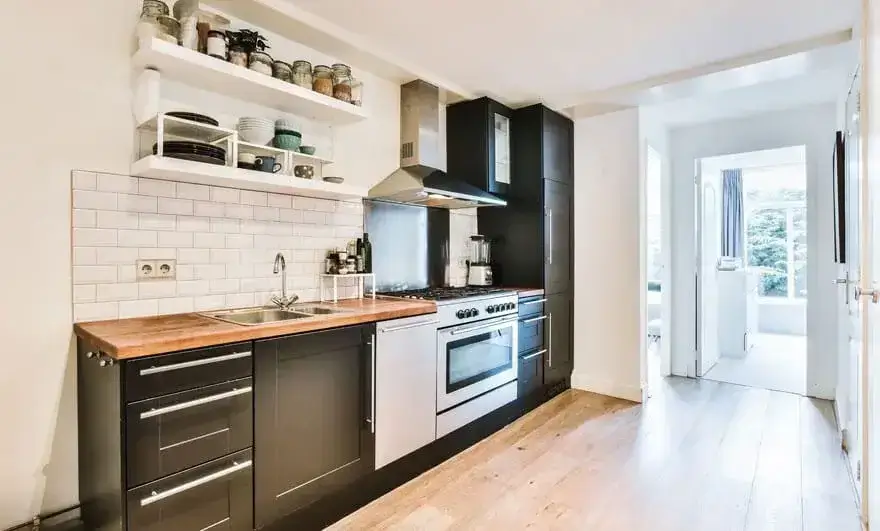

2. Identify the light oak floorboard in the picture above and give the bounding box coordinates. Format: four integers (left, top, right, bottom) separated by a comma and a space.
330, 377, 860, 531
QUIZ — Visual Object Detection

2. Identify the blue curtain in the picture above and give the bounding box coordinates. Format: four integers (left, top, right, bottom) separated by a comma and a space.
721, 168, 744, 258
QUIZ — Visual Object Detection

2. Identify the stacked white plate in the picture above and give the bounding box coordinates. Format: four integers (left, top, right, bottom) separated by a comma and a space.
237, 117, 274, 145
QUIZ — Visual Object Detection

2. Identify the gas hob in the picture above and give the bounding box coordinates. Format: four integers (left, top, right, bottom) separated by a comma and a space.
378, 287, 518, 326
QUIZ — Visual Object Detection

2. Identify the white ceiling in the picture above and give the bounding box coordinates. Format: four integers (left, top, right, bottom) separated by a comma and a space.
290, 0, 858, 109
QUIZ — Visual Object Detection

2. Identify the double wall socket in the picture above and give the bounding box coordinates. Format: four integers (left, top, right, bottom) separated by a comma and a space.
136, 259, 176, 281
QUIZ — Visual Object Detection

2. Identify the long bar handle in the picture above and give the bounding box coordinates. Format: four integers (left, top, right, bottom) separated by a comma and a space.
522, 315, 548, 325
450, 316, 518, 336
520, 298, 547, 306
139, 351, 251, 376
521, 349, 548, 361
140, 459, 252, 507
548, 313, 553, 368
367, 333, 376, 433
379, 319, 440, 333
140, 387, 252, 419
546, 207, 553, 265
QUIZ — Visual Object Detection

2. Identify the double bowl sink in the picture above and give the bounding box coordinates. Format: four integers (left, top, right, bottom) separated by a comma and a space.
201, 304, 349, 326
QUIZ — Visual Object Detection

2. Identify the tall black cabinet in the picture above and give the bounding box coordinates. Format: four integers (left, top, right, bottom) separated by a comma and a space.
461, 103, 575, 393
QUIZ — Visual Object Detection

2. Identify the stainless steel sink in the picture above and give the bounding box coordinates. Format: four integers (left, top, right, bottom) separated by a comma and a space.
201, 307, 313, 326
291, 305, 349, 315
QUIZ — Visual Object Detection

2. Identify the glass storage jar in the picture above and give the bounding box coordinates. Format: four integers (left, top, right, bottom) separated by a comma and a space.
331, 63, 352, 103
312, 65, 333, 96
156, 15, 180, 44
350, 78, 363, 107
228, 44, 247, 67
206, 30, 227, 60
292, 60, 312, 89
272, 61, 292, 82
249, 51, 273, 75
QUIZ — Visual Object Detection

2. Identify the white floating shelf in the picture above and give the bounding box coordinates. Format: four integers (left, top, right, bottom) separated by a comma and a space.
291, 151, 334, 165
137, 114, 235, 143
131, 155, 367, 201
133, 38, 370, 125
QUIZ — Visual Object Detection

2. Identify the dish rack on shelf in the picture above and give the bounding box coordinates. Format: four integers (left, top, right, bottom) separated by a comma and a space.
319, 273, 376, 303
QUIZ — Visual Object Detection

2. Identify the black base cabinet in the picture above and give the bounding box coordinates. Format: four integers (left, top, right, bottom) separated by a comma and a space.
253, 324, 375, 528
544, 292, 573, 388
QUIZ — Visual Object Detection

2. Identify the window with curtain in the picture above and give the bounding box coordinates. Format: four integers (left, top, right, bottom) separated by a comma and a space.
743, 165, 807, 299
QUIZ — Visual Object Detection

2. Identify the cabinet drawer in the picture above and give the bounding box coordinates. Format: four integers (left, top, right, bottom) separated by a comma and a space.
517, 296, 546, 320
125, 342, 252, 402
126, 377, 253, 487
518, 313, 546, 354
127, 449, 253, 531
518, 350, 545, 398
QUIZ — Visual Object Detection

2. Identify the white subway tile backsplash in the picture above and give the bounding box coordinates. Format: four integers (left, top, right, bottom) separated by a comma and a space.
72, 171, 96, 190
73, 209, 97, 228
194, 201, 225, 217
74, 190, 117, 210
118, 230, 157, 247
118, 194, 157, 213
73, 228, 117, 247
71, 172, 378, 321
211, 187, 240, 204
73, 266, 117, 285
139, 179, 175, 198
158, 197, 194, 216
97, 174, 139, 193
97, 211, 139, 230
119, 299, 159, 318
240, 190, 268, 206
177, 216, 210, 232
176, 183, 210, 201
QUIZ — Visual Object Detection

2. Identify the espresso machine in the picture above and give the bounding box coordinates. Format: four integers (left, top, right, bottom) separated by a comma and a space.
466, 235, 493, 286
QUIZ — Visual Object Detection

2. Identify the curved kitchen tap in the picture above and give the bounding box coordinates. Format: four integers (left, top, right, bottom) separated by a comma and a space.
270, 252, 299, 309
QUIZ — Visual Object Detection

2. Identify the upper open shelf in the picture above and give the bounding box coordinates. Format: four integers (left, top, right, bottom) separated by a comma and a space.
133, 38, 370, 125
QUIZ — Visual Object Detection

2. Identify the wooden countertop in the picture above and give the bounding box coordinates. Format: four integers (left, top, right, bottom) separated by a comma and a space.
74, 298, 437, 360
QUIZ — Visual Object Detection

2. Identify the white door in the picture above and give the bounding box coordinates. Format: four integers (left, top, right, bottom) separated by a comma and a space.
696, 162, 721, 376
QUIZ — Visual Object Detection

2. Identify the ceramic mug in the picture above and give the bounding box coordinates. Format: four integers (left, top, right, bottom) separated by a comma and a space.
238, 152, 256, 165
255, 156, 282, 173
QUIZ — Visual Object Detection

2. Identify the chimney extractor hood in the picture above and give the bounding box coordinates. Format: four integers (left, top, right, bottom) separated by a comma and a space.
368, 80, 506, 209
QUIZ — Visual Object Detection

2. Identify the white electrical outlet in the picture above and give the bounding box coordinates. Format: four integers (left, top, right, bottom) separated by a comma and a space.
156, 259, 177, 280
136, 260, 158, 281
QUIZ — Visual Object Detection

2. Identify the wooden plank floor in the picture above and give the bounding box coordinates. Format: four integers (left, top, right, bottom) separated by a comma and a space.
330, 377, 861, 531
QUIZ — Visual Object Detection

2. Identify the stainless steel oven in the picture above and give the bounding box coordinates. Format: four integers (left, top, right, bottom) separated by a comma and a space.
436, 314, 518, 412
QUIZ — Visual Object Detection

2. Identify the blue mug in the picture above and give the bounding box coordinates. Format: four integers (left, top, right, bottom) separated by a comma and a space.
255, 156, 282, 173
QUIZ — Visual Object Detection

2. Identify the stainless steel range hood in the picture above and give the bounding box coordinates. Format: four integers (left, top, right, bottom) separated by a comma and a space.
368, 80, 506, 209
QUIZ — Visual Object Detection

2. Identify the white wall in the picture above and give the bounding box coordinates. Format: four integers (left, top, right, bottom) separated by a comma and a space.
572, 108, 643, 402
668, 104, 839, 399
0, 2, 405, 526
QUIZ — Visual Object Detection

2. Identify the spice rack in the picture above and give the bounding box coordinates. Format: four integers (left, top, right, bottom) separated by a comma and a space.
319, 274, 376, 303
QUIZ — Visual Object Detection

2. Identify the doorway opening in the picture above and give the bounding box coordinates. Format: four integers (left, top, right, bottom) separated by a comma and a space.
697, 146, 808, 395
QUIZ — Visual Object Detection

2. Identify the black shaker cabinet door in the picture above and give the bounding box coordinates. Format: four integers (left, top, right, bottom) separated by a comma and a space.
542, 109, 574, 185
544, 292, 573, 388
254, 324, 375, 527
544, 180, 572, 295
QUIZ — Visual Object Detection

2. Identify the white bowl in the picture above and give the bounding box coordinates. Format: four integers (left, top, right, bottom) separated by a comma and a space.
275, 119, 298, 129
238, 129, 274, 145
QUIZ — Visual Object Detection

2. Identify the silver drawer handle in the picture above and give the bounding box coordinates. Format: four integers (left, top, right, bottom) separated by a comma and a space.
140, 459, 252, 507
450, 316, 518, 336
520, 298, 547, 306
521, 349, 548, 361
380, 319, 440, 333
140, 386, 252, 419
139, 351, 251, 376
521, 315, 548, 325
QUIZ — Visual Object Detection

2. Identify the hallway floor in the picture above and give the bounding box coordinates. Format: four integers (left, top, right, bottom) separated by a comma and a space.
331, 378, 859, 530
703, 333, 807, 395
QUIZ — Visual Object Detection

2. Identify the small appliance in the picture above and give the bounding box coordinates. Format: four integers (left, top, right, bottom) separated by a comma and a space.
466, 235, 493, 286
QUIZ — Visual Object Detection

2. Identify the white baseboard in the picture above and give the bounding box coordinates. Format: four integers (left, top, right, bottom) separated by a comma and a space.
571, 372, 643, 403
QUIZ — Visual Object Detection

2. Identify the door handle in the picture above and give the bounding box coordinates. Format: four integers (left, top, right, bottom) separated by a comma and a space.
547, 313, 553, 368
139, 386, 252, 419
855, 287, 880, 304
833, 278, 848, 285
522, 315, 548, 325
546, 207, 553, 265
366, 333, 376, 433
520, 298, 547, 306
139, 351, 251, 376
450, 316, 518, 336
521, 349, 548, 362
379, 319, 439, 333
139, 459, 252, 507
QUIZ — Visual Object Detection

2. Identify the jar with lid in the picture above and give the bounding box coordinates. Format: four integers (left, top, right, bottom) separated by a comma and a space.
206, 30, 227, 60
141, 0, 169, 18
249, 51, 273, 75
156, 15, 180, 44
312, 65, 333, 96
137, 1, 168, 41
228, 44, 247, 67
272, 61, 292, 82
292, 60, 312, 89
350, 78, 363, 107
331, 63, 352, 103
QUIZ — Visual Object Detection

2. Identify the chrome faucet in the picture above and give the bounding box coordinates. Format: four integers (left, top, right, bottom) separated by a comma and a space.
271, 252, 298, 309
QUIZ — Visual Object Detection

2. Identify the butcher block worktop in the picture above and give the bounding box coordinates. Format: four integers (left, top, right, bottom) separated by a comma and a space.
74, 297, 437, 360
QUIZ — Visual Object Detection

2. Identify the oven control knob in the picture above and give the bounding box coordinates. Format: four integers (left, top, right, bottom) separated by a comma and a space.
473, 308, 480, 316
456, 310, 466, 319
495, 304, 503, 312
487, 305, 495, 313
507, 303, 515, 310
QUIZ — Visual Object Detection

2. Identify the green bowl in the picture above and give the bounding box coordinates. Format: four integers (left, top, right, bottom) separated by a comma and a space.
273, 133, 302, 151
298, 145, 316, 156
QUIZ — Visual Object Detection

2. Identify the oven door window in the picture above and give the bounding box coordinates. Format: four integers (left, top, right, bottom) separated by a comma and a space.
446, 327, 514, 394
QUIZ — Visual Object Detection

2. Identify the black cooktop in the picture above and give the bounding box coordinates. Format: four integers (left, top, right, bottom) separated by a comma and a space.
377, 286, 506, 301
